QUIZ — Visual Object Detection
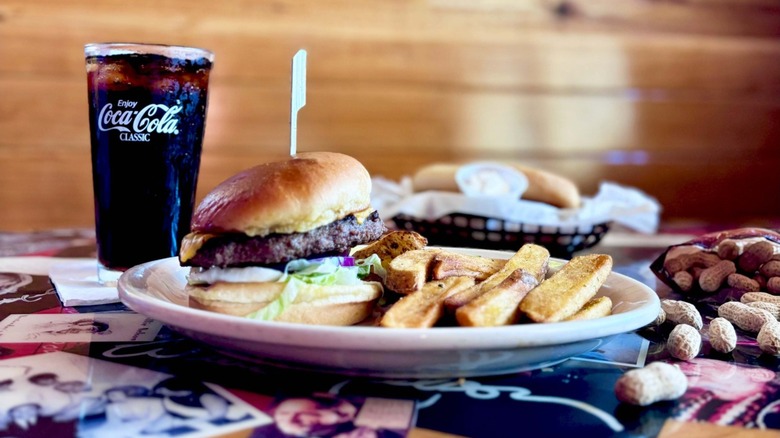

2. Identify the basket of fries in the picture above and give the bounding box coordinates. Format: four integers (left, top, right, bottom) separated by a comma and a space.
391, 213, 610, 258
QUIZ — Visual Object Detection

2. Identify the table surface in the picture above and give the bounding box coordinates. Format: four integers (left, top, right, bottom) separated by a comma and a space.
1, 228, 780, 438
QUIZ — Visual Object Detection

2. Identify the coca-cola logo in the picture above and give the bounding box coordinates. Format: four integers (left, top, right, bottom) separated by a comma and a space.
97, 100, 182, 142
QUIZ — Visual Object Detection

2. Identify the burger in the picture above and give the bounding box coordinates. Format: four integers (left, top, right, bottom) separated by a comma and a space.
179, 152, 387, 325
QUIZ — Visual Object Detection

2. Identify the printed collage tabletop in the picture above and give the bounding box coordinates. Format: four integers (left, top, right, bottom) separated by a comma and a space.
1, 229, 780, 438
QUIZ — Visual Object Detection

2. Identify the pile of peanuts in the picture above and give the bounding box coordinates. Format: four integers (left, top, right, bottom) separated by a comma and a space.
614, 292, 780, 406
664, 239, 780, 295
659, 294, 780, 360
615, 237, 780, 407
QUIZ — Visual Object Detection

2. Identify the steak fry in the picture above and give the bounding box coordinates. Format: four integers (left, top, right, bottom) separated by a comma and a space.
351, 230, 428, 268
430, 253, 505, 282
443, 244, 550, 312
455, 270, 540, 327
519, 254, 613, 323
384, 249, 442, 294
563, 296, 613, 321
380, 276, 476, 328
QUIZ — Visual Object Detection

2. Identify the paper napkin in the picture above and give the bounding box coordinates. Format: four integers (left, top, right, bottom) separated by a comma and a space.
48, 260, 120, 306
372, 177, 661, 234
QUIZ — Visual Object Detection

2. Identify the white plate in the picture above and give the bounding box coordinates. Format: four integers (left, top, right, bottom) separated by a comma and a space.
118, 248, 660, 378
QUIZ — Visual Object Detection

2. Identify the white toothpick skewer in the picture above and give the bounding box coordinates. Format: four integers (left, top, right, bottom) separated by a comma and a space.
289, 49, 307, 156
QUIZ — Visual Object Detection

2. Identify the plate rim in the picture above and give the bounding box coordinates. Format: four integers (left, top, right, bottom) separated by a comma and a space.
118, 247, 660, 352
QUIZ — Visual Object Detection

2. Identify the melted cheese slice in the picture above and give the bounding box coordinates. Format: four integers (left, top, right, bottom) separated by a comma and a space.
353, 207, 373, 224
179, 232, 215, 263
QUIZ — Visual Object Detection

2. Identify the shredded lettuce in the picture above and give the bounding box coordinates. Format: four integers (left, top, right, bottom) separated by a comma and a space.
247, 254, 385, 321
355, 254, 386, 281
248, 277, 302, 321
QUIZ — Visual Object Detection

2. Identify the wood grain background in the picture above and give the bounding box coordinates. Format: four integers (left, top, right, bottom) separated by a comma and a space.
1, 0, 779, 230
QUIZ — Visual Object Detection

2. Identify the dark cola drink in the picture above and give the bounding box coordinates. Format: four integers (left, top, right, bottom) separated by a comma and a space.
85, 43, 213, 281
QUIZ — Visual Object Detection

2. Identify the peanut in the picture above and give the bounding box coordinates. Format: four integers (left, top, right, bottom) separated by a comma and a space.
726, 273, 760, 292
754, 273, 768, 291
664, 251, 721, 275
661, 299, 703, 329
769, 277, 780, 295
717, 301, 775, 333
650, 307, 666, 326
614, 362, 688, 406
663, 256, 686, 274
738, 241, 775, 274
717, 240, 741, 261
760, 261, 780, 278
707, 317, 737, 353
747, 301, 780, 320
741, 292, 780, 306
698, 260, 736, 293
667, 324, 701, 361
757, 320, 780, 355
672, 271, 694, 292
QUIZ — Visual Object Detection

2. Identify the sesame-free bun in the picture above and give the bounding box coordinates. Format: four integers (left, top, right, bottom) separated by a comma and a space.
412, 162, 581, 209
192, 152, 373, 237
187, 281, 383, 325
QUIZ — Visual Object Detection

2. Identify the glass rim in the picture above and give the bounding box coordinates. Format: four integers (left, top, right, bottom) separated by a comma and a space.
84, 42, 214, 61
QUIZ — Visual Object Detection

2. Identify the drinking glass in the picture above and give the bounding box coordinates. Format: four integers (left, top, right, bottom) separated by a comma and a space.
85, 43, 214, 284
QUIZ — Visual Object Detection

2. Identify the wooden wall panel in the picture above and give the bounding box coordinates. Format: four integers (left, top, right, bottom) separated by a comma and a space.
0, 0, 779, 230
3, 1, 780, 93
3, 80, 778, 156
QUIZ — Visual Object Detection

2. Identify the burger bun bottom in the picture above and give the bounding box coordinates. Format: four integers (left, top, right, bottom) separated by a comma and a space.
187, 281, 383, 326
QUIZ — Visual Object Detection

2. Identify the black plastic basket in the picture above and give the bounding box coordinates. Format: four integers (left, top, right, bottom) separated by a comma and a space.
391, 213, 610, 258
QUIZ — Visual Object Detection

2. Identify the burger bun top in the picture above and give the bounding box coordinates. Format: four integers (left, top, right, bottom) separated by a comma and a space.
191, 152, 373, 237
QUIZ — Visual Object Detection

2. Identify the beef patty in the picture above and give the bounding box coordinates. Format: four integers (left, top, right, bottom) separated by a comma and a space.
184, 211, 386, 268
